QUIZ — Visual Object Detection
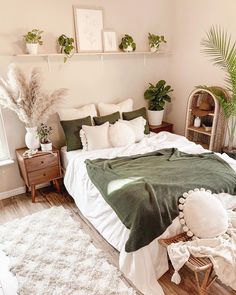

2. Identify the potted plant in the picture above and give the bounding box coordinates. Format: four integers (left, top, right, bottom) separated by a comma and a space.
23, 29, 43, 55
148, 33, 166, 52
37, 123, 53, 151
58, 34, 75, 63
0, 64, 68, 151
144, 80, 173, 125
119, 34, 136, 52
201, 26, 236, 152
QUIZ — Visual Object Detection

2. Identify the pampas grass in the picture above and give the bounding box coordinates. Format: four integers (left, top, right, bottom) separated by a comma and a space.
0, 64, 68, 127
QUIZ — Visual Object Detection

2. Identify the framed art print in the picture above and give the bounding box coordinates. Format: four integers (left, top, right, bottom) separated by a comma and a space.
73, 6, 103, 52
103, 30, 118, 52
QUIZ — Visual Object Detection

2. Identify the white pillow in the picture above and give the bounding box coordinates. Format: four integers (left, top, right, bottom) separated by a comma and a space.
80, 122, 111, 151
109, 121, 135, 147
58, 104, 97, 121
118, 117, 146, 142
179, 188, 229, 238
98, 99, 133, 116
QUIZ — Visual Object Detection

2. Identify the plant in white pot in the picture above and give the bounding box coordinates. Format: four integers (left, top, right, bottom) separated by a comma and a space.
0, 64, 68, 152
148, 33, 166, 52
144, 80, 173, 126
57, 34, 75, 63
119, 34, 136, 52
23, 29, 43, 55
37, 123, 53, 151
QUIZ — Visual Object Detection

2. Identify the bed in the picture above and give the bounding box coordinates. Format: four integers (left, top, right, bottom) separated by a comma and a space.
63, 131, 236, 295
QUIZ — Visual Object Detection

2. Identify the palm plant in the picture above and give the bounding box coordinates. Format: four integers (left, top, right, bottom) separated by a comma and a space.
0, 64, 68, 127
201, 26, 236, 151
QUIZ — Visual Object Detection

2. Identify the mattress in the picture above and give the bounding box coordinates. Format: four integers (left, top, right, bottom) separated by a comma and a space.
60, 146, 84, 170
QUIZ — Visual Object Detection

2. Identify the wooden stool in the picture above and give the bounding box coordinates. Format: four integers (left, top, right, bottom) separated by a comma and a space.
159, 233, 217, 295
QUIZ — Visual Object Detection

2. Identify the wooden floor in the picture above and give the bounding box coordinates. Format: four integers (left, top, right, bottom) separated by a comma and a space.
0, 187, 235, 295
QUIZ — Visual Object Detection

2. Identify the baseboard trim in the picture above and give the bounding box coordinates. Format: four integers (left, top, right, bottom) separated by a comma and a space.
0, 183, 50, 200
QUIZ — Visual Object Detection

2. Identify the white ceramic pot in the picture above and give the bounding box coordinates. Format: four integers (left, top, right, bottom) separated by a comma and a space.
25, 127, 40, 150
150, 45, 159, 52
148, 110, 164, 126
26, 43, 39, 55
123, 45, 134, 52
41, 142, 52, 152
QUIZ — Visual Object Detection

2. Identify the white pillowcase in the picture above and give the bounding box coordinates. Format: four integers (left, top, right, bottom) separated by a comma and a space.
109, 121, 135, 147
118, 117, 146, 142
80, 122, 111, 151
58, 104, 97, 121
98, 99, 133, 116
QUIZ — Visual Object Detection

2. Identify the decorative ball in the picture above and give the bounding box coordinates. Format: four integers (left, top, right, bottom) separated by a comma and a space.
179, 189, 228, 239
179, 198, 185, 204
183, 193, 189, 198
179, 212, 184, 218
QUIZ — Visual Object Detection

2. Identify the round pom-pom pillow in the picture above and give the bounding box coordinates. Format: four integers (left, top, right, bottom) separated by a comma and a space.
178, 188, 229, 238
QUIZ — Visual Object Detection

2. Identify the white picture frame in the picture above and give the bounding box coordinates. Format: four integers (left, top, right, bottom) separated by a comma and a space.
102, 30, 118, 52
73, 6, 103, 52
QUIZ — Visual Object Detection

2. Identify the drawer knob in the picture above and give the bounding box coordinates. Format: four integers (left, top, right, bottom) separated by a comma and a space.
43, 173, 46, 176
41, 161, 44, 164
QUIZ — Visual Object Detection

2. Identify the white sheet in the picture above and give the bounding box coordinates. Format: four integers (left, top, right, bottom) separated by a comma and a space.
61, 146, 84, 169
64, 131, 236, 295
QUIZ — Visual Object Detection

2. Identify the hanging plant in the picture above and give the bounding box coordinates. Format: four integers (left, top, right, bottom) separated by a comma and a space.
58, 34, 75, 63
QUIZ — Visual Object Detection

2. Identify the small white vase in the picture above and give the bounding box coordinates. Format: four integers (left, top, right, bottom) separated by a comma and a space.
148, 110, 164, 126
26, 43, 39, 55
41, 142, 52, 152
25, 127, 40, 150
123, 45, 134, 52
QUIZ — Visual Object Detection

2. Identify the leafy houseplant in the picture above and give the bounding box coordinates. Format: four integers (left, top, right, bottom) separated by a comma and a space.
201, 26, 236, 152
148, 33, 166, 52
119, 34, 136, 52
0, 64, 68, 150
58, 34, 75, 63
37, 123, 53, 151
23, 29, 43, 55
144, 80, 173, 125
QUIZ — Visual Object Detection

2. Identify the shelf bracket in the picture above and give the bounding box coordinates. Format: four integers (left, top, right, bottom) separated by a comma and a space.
47, 56, 51, 72
143, 54, 146, 67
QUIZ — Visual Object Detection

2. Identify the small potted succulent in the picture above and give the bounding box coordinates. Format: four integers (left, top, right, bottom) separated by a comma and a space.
23, 29, 43, 55
144, 80, 173, 125
148, 33, 166, 52
58, 34, 75, 63
37, 123, 53, 151
119, 34, 136, 52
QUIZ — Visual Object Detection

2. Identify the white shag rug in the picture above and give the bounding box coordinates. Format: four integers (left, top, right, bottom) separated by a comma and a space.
0, 206, 136, 295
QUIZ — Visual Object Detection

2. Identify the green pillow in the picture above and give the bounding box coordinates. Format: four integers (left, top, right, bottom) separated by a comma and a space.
93, 111, 120, 126
122, 107, 149, 134
60, 116, 92, 151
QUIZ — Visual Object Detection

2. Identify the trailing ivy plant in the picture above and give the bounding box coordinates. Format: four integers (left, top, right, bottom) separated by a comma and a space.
119, 34, 136, 51
148, 33, 166, 49
58, 34, 75, 63
23, 29, 43, 45
144, 80, 173, 111
200, 26, 236, 151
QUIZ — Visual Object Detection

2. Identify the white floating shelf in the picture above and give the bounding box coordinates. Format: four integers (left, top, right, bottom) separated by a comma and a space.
13, 50, 171, 57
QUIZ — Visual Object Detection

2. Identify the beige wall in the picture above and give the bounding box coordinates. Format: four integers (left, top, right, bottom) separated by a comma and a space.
167, 0, 236, 136
0, 0, 172, 193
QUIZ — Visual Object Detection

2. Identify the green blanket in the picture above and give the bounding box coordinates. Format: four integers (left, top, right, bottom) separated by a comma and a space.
86, 148, 236, 252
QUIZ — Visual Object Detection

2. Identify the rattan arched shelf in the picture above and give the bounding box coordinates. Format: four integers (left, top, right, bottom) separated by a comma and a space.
185, 88, 227, 152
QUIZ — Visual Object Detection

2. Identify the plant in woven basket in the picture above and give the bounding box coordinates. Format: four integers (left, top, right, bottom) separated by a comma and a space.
200, 26, 236, 151
0, 64, 68, 127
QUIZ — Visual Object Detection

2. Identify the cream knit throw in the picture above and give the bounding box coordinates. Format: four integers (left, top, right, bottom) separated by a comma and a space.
0, 207, 136, 295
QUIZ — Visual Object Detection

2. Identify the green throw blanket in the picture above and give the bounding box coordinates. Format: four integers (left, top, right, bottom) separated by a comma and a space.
86, 148, 236, 252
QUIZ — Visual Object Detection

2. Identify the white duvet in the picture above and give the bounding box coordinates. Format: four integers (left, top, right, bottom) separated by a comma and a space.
64, 132, 236, 295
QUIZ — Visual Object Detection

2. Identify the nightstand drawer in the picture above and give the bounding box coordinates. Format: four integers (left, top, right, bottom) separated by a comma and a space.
25, 153, 58, 172
28, 166, 61, 184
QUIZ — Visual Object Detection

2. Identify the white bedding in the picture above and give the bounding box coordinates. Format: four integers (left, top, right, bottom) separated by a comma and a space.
63, 131, 236, 295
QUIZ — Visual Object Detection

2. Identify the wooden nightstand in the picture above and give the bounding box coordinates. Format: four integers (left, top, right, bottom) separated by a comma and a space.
16, 147, 62, 203
149, 121, 173, 134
